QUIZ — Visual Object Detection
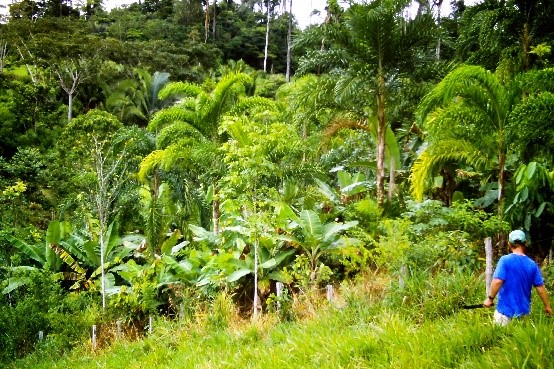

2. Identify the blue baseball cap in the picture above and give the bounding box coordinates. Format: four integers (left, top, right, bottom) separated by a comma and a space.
508, 230, 526, 244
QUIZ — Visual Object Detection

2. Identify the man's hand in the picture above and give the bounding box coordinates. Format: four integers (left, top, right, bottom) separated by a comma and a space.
545, 305, 553, 316
483, 297, 494, 308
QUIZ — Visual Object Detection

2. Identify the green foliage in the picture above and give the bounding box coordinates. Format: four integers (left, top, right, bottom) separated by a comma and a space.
266, 287, 295, 322
10, 270, 554, 369
0, 269, 100, 363
275, 203, 360, 288
109, 260, 160, 325
375, 200, 507, 277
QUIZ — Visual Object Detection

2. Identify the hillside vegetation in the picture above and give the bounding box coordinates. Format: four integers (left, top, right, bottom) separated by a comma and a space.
1, 0, 554, 366
9, 271, 554, 369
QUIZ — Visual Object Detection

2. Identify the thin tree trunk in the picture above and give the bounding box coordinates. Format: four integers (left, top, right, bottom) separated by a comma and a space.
376, 69, 386, 208
253, 238, 260, 319
212, 183, 220, 234
497, 151, 506, 218
522, 23, 530, 71
0, 40, 7, 74
285, 0, 293, 82
434, 0, 443, 60
68, 93, 73, 122
55, 67, 81, 123
388, 155, 396, 198
204, 2, 210, 42
263, 0, 270, 72
212, 0, 217, 39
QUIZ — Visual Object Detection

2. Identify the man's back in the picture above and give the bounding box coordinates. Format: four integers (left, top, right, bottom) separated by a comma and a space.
494, 253, 544, 317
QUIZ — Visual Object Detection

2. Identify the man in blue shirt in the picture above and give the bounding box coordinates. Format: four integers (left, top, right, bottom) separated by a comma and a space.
483, 230, 552, 325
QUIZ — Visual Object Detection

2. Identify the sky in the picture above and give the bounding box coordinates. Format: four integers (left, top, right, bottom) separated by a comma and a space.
0, 0, 329, 28
0, 0, 468, 28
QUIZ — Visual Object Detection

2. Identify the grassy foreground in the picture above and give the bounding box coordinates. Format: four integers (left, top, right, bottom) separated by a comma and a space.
9, 276, 554, 369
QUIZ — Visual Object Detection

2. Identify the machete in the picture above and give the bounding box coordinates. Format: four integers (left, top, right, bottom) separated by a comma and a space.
462, 304, 489, 309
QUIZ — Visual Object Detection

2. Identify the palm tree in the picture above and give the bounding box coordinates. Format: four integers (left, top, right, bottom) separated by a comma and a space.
140, 72, 253, 235
295, 0, 434, 207
411, 66, 554, 216
104, 69, 170, 126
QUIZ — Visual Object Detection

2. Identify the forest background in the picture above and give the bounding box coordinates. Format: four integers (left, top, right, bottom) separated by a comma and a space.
0, 0, 554, 367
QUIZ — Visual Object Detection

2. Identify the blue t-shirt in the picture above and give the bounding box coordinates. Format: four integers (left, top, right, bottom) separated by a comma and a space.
493, 253, 544, 317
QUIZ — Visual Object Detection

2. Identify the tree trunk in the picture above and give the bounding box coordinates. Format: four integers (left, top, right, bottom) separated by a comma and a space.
376, 70, 386, 208
522, 23, 530, 71
253, 238, 260, 318
204, 2, 210, 42
0, 40, 7, 74
388, 154, 396, 199
212, 183, 220, 234
285, 0, 293, 82
68, 92, 73, 123
212, 0, 217, 39
263, 0, 271, 72
434, 0, 443, 61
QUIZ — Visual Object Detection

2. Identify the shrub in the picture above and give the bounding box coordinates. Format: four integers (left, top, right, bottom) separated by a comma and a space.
0, 269, 101, 364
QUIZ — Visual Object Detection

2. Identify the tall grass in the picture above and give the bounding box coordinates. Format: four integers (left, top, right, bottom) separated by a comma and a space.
8, 271, 554, 369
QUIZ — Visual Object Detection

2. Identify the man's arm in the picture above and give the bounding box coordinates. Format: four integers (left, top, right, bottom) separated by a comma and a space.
535, 285, 553, 316
483, 278, 504, 307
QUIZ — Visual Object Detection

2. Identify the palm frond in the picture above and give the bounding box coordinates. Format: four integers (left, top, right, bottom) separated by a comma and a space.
410, 139, 490, 201
158, 81, 203, 101
157, 123, 206, 150
148, 106, 196, 132
138, 150, 166, 182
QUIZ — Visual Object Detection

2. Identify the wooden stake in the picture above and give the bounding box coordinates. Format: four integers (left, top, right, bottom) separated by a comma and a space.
485, 237, 493, 296
92, 325, 97, 350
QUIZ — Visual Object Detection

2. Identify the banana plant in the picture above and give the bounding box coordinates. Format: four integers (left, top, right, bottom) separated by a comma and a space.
3, 220, 142, 294
274, 203, 360, 286
316, 170, 373, 218
226, 235, 296, 295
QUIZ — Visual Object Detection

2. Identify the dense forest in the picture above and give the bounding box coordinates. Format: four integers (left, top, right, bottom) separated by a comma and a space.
1, 0, 554, 366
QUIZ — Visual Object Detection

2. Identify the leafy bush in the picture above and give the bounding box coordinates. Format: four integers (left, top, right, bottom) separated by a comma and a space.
266, 287, 296, 322
0, 269, 101, 364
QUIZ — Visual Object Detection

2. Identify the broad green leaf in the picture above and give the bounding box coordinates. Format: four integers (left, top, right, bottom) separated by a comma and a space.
227, 269, 252, 282
274, 202, 300, 224
105, 222, 119, 257
82, 240, 100, 267
314, 179, 340, 204
4, 235, 45, 265
260, 258, 277, 269
535, 202, 547, 218
341, 181, 369, 195
520, 187, 529, 202
337, 170, 352, 189
267, 270, 293, 284
525, 162, 537, 180
188, 224, 219, 245
161, 229, 182, 256
299, 210, 323, 241
322, 221, 358, 243
274, 249, 296, 265
525, 212, 532, 230
171, 240, 190, 255
515, 165, 525, 185
2, 277, 31, 294
46, 221, 61, 245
